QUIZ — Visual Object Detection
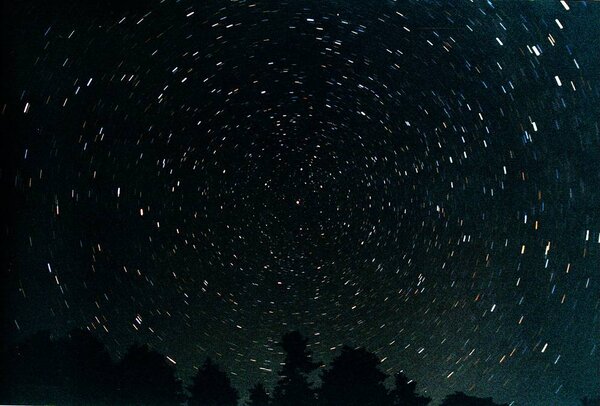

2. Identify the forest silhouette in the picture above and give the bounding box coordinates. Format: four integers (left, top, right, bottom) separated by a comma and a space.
1, 330, 598, 406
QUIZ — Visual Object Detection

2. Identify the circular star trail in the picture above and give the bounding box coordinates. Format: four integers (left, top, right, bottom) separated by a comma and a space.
3, 0, 599, 405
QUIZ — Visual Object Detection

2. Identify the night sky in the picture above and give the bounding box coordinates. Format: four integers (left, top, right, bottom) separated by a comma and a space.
2, 0, 599, 405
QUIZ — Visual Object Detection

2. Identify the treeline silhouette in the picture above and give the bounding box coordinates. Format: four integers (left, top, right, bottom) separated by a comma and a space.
1, 330, 598, 406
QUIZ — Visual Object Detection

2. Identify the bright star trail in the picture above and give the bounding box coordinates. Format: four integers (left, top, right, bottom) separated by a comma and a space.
2, 0, 599, 405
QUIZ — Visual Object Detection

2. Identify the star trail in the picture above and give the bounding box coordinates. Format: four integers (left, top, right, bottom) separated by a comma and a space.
2, 0, 599, 405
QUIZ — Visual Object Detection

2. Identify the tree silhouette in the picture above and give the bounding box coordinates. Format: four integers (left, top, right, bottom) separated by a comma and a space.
318, 345, 392, 406
440, 391, 508, 406
390, 372, 431, 406
115, 343, 184, 406
1, 331, 65, 404
272, 331, 320, 406
1, 329, 118, 405
581, 397, 600, 406
188, 357, 239, 406
4, 329, 571, 406
61, 329, 116, 405
247, 382, 271, 406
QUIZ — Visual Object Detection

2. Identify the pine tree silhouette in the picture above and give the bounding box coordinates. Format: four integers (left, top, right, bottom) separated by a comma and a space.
4, 329, 571, 406
581, 397, 600, 406
440, 391, 508, 406
247, 382, 271, 406
62, 329, 116, 405
318, 345, 392, 406
115, 343, 184, 406
390, 372, 431, 406
3, 330, 118, 405
1, 331, 65, 404
272, 331, 320, 406
188, 357, 239, 406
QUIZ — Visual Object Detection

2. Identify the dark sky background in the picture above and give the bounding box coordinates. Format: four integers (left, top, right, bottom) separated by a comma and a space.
2, 0, 599, 405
